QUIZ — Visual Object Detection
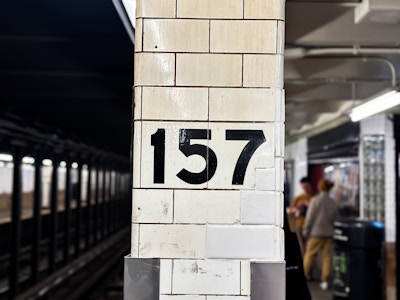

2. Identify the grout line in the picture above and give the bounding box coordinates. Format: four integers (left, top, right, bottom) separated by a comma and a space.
208, 20, 211, 53
242, 54, 244, 87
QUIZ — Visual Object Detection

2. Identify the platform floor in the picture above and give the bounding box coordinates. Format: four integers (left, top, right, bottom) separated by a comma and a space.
308, 281, 332, 300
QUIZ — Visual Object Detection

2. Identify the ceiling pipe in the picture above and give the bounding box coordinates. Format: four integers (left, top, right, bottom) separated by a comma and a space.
285, 46, 398, 87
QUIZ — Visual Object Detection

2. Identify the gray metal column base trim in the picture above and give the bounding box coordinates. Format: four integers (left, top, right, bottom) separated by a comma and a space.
251, 261, 286, 300
124, 255, 160, 300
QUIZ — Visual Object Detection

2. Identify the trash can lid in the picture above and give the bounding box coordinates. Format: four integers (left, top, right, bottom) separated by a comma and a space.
334, 219, 384, 248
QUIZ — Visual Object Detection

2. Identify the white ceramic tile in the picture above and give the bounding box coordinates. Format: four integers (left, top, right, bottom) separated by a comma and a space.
243, 55, 283, 88
135, 18, 143, 52
142, 87, 208, 121
139, 225, 206, 258
240, 261, 251, 295
281, 90, 285, 121
132, 189, 173, 223
172, 260, 240, 295
132, 121, 141, 188
137, 0, 176, 18
174, 190, 240, 224
274, 89, 284, 122
277, 21, 285, 55
241, 191, 282, 225
161, 296, 205, 300
275, 122, 284, 157
207, 122, 275, 190
134, 53, 175, 86
143, 19, 209, 53
255, 168, 275, 191
244, 0, 285, 20
134, 87, 142, 120
207, 297, 250, 300
160, 259, 172, 294
209, 88, 277, 122
210, 20, 277, 54
176, 54, 242, 87
177, 0, 243, 19
206, 225, 284, 260
140, 121, 209, 189
277, 192, 284, 227
276, 158, 284, 191
131, 223, 139, 257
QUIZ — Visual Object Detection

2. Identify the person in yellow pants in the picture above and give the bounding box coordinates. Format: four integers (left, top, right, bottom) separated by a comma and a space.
302, 179, 339, 290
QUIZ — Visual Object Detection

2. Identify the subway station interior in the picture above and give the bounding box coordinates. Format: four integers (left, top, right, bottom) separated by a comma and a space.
1, 0, 400, 299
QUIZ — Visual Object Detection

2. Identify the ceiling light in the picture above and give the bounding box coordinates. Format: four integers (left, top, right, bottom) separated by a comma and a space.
42, 159, 53, 166
349, 90, 400, 122
0, 154, 13, 162
22, 156, 35, 164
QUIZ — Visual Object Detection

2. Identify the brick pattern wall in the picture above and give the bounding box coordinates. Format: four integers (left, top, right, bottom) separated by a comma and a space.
132, 0, 285, 298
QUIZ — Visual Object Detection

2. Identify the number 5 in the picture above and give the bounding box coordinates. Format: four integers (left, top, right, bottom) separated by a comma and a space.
177, 129, 217, 184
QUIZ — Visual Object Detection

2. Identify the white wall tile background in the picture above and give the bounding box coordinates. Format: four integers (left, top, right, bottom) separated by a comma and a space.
131, 0, 285, 297
360, 114, 396, 243
285, 138, 308, 199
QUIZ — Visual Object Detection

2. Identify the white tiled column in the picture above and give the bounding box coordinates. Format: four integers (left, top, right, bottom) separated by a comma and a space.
126, 0, 285, 299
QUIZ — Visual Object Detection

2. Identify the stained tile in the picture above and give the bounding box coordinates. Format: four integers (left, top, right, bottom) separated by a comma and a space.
132, 189, 173, 223
143, 19, 209, 52
131, 224, 139, 257
176, 54, 242, 87
134, 87, 142, 120
132, 121, 142, 188
142, 87, 208, 121
137, 0, 176, 18
243, 54, 283, 88
172, 260, 241, 295
135, 53, 175, 86
160, 259, 172, 294
174, 190, 240, 224
210, 20, 277, 54
209, 88, 277, 122
135, 18, 143, 52
139, 225, 206, 258
244, 0, 285, 20
177, 0, 243, 19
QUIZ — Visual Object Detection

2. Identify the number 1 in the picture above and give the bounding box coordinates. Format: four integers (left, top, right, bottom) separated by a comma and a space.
151, 129, 165, 183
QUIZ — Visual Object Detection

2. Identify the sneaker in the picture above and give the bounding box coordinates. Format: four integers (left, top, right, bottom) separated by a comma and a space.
320, 281, 328, 290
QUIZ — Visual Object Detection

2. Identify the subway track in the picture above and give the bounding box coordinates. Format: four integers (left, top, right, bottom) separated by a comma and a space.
9, 227, 130, 300
0, 204, 131, 300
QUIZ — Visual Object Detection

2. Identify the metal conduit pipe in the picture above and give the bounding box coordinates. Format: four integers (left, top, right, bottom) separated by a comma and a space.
285, 46, 398, 87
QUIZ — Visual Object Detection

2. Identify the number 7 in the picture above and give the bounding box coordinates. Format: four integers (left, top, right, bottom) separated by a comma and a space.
226, 130, 266, 185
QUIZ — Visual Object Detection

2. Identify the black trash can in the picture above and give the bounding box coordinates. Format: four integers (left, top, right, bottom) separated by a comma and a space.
332, 220, 384, 299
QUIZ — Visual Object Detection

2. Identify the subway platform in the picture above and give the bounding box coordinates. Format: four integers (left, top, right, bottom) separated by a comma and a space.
308, 281, 332, 300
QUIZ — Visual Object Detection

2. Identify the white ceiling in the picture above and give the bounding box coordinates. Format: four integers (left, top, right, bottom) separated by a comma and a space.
285, 0, 400, 141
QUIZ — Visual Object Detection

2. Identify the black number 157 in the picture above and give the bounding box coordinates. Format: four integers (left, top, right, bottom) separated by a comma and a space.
150, 129, 266, 185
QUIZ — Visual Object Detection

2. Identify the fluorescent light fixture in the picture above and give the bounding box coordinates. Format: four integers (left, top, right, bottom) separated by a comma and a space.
72, 162, 79, 169
349, 90, 400, 122
42, 159, 53, 166
60, 161, 67, 168
0, 153, 13, 162
324, 166, 334, 173
22, 156, 35, 164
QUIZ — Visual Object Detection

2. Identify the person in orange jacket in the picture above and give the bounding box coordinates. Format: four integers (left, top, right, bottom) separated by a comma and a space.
289, 177, 314, 231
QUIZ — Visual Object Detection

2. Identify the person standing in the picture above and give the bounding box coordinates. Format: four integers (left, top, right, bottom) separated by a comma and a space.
289, 177, 314, 231
302, 179, 339, 290
289, 177, 314, 252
